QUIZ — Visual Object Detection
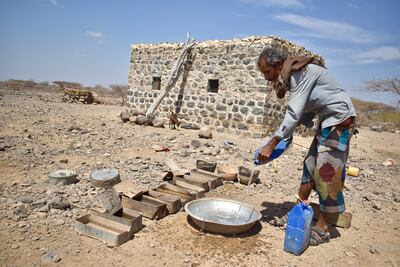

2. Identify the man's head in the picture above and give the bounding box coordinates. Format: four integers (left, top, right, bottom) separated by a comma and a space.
257, 45, 288, 82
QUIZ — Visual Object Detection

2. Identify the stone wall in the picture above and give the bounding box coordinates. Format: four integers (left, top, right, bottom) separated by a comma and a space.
127, 36, 323, 138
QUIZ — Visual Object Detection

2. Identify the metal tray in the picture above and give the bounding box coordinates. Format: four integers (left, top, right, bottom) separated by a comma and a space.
184, 198, 261, 234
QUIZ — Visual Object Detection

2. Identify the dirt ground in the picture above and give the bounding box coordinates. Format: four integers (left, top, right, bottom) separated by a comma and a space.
1, 88, 399, 267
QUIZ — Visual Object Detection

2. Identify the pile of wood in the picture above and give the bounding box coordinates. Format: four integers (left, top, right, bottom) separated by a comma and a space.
61, 88, 100, 104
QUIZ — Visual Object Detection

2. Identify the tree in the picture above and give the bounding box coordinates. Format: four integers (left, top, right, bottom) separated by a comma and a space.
365, 77, 400, 110
53, 80, 82, 89
110, 84, 129, 105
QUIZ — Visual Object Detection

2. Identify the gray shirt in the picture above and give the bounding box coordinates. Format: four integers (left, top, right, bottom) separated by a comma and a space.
274, 64, 357, 140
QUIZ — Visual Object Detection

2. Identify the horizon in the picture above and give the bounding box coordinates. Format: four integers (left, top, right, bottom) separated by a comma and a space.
0, 0, 399, 107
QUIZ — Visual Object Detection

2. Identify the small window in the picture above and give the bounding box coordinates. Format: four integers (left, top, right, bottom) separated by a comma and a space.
152, 77, 161, 90
208, 79, 219, 93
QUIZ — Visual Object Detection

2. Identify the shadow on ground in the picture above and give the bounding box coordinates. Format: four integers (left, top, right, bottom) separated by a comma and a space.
260, 201, 295, 222
186, 215, 262, 238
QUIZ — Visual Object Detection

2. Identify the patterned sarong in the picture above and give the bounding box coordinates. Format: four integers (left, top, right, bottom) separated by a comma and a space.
301, 119, 354, 213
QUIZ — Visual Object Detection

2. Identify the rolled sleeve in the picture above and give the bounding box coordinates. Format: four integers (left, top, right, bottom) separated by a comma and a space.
273, 68, 319, 140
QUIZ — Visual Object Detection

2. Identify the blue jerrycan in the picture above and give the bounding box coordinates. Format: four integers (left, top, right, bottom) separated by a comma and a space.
284, 202, 314, 255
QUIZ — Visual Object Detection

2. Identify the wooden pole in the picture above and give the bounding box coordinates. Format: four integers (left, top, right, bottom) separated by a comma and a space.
145, 32, 196, 119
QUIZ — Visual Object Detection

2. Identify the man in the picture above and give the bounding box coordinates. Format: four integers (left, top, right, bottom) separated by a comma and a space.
257, 44, 357, 246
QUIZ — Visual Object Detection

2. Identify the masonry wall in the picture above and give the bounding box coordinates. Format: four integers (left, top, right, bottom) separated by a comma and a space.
127, 36, 323, 138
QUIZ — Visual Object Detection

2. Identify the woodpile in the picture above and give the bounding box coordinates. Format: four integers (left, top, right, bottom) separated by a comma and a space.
61, 88, 100, 104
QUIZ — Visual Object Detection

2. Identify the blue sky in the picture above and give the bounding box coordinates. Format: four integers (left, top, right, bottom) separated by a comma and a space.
0, 0, 399, 106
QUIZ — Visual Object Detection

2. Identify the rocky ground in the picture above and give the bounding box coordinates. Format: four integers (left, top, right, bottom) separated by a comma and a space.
0, 88, 399, 267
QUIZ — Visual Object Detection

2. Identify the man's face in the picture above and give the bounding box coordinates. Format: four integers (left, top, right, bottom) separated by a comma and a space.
258, 59, 281, 82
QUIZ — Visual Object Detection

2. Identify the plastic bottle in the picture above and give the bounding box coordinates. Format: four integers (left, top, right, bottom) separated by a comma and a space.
284, 202, 314, 255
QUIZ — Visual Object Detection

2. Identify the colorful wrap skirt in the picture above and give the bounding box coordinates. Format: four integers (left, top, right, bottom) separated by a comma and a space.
301, 119, 355, 213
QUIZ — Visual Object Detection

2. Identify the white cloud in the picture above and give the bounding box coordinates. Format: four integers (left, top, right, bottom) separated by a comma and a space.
85, 31, 103, 39
239, 0, 303, 8
50, 0, 58, 6
74, 52, 87, 57
354, 46, 400, 64
348, 3, 359, 9
275, 14, 377, 44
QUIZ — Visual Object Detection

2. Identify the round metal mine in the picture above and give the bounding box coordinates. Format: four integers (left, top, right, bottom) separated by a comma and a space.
184, 198, 262, 234
47, 169, 78, 185
90, 168, 121, 188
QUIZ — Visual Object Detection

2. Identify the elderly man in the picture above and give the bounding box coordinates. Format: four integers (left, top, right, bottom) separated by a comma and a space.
257, 44, 356, 246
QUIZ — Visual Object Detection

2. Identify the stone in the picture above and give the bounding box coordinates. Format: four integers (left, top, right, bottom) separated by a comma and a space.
196, 160, 217, 172
135, 115, 149, 125
55, 218, 65, 226
371, 125, 384, 132
120, 111, 130, 123
30, 200, 47, 209
20, 196, 33, 204
60, 158, 68, 163
372, 201, 382, 210
180, 123, 200, 130
50, 196, 71, 210
382, 158, 395, 166
369, 245, 378, 254
37, 204, 50, 213
152, 118, 164, 128
130, 108, 143, 116
41, 250, 61, 264
190, 139, 202, 148
198, 127, 212, 139
14, 204, 28, 217
179, 150, 191, 157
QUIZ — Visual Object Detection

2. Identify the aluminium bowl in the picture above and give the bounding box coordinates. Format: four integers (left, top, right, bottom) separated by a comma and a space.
184, 198, 261, 234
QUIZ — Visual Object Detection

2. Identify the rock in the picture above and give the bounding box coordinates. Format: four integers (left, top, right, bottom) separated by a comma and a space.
202, 148, 213, 155
30, 200, 47, 209
14, 204, 28, 217
152, 118, 164, 128
371, 125, 384, 132
344, 251, 356, 257
130, 108, 143, 116
196, 160, 217, 172
55, 218, 65, 226
50, 196, 71, 210
11, 244, 19, 249
37, 204, 50, 213
60, 159, 68, 163
382, 158, 395, 166
369, 245, 378, 254
135, 115, 149, 125
21, 196, 33, 204
41, 250, 61, 264
120, 111, 130, 123
372, 201, 382, 210
179, 150, 191, 157
180, 123, 200, 130
198, 127, 212, 139
190, 139, 202, 148
211, 148, 221, 156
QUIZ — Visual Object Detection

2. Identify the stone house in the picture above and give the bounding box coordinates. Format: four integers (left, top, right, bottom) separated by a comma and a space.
127, 36, 323, 138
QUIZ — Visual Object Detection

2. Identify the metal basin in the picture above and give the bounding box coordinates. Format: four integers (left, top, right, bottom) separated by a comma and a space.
47, 169, 78, 185
184, 198, 262, 234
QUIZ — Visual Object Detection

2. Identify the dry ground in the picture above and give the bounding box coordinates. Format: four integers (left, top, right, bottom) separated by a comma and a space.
0, 88, 399, 266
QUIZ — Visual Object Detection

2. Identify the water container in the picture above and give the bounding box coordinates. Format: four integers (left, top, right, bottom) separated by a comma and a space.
284, 202, 314, 255
253, 135, 293, 165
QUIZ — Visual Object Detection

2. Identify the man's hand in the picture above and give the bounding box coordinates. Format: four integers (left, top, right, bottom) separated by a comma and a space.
258, 137, 280, 162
